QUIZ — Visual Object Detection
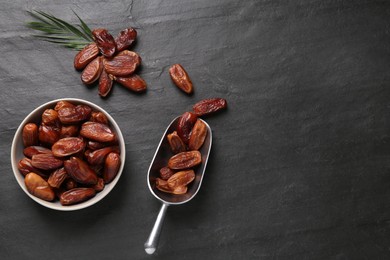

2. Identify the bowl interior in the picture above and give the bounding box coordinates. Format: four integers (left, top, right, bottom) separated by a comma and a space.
11, 98, 126, 211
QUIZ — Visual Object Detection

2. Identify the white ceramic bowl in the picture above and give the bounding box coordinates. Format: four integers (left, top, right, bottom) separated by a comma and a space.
11, 98, 126, 211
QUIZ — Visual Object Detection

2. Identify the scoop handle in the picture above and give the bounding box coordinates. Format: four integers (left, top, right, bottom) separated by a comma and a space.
144, 203, 169, 254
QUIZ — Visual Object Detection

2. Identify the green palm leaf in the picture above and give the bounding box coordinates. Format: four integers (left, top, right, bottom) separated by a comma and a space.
26, 10, 93, 50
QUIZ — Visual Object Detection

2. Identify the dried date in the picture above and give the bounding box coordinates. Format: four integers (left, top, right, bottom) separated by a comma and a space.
192, 98, 227, 116
80, 121, 116, 142
169, 64, 193, 94
177, 112, 198, 144
115, 28, 137, 52
188, 119, 207, 150
60, 187, 96, 205
92, 28, 116, 58
167, 131, 186, 154
52, 137, 86, 157
22, 123, 39, 147
64, 157, 98, 185
31, 153, 63, 171
168, 151, 202, 170
74, 43, 99, 70
25, 172, 55, 201
103, 50, 141, 76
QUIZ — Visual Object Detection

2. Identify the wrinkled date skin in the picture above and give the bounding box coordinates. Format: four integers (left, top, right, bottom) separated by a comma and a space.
54, 101, 74, 111
177, 112, 198, 144
159, 166, 175, 180
92, 28, 116, 58
98, 69, 114, 97
93, 178, 105, 192
22, 123, 39, 147
42, 109, 60, 127
167, 131, 186, 154
169, 64, 193, 94
87, 146, 119, 165
81, 56, 103, 85
103, 152, 120, 184
114, 74, 147, 92
167, 170, 195, 189
23, 146, 52, 158
31, 153, 63, 171
25, 172, 55, 201
87, 140, 107, 151
74, 43, 99, 70
60, 125, 79, 138
52, 137, 86, 157
168, 151, 202, 170
64, 178, 77, 190
90, 111, 109, 125
60, 187, 96, 205
103, 50, 141, 76
155, 178, 187, 194
192, 98, 227, 116
64, 157, 98, 185
58, 105, 92, 124
48, 167, 68, 188
80, 121, 116, 142
188, 119, 208, 150
115, 27, 137, 52
18, 158, 45, 177
38, 124, 60, 147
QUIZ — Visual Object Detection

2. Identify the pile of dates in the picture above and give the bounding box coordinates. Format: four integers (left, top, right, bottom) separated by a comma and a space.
18, 101, 121, 205
155, 98, 227, 194
74, 27, 146, 97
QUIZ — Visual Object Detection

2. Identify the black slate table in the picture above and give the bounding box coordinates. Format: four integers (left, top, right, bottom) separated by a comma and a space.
1, 1, 390, 259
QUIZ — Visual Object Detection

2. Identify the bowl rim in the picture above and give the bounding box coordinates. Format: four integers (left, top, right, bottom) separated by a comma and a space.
11, 98, 126, 211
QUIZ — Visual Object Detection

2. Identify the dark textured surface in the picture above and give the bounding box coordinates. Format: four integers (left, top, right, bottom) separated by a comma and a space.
1, 0, 390, 259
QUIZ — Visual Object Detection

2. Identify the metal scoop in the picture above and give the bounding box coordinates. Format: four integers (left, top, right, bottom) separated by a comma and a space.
144, 116, 212, 254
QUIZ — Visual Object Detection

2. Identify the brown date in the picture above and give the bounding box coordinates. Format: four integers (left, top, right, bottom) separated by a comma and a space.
168, 151, 202, 170
103, 152, 120, 184
80, 121, 116, 142
60, 187, 96, 205
52, 137, 86, 157
93, 178, 105, 192
64, 178, 77, 190
48, 167, 68, 188
23, 146, 52, 158
177, 112, 197, 144
159, 166, 175, 180
103, 50, 141, 76
42, 109, 60, 127
54, 101, 74, 111
25, 172, 55, 201
115, 27, 137, 52
31, 153, 63, 171
74, 43, 99, 70
92, 28, 116, 58
192, 98, 227, 116
98, 69, 114, 97
115, 74, 147, 92
167, 131, 186, 154
167, 170, 195, 189
64, 157, 98, 185
169, 64, 193, 94
87, 141, 107, 151
58, 105, 92, 124
90, 111, 109, 125
38, 124, 60, 146
81, 56, 103, 85
22, 123, 39, 147
155, 178, 187, 194
87, 146, 119, 165
188, 119, 207, 150
60, 125, 79, 138
18, 158, 45, 177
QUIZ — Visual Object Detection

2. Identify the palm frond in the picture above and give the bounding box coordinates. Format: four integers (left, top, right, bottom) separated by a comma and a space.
26, 10, 93, 50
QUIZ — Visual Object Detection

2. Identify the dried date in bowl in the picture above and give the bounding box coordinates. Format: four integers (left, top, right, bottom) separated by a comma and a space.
11, 98, 126, 211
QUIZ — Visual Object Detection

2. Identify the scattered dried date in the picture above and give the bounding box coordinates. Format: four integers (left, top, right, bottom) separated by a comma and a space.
74, 43, 99, 70
103, 50, 141, 76
98, 69, 114, 97
114, 74, 147, 92
81, 56, 103, 85
169, 64, 193, 94
92, 28, 116, 58
192, 98, 227, 116
115, 28, 137, 52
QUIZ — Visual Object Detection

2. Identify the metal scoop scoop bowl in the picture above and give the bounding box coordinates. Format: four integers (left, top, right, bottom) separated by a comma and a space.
144, 116, 212, 254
